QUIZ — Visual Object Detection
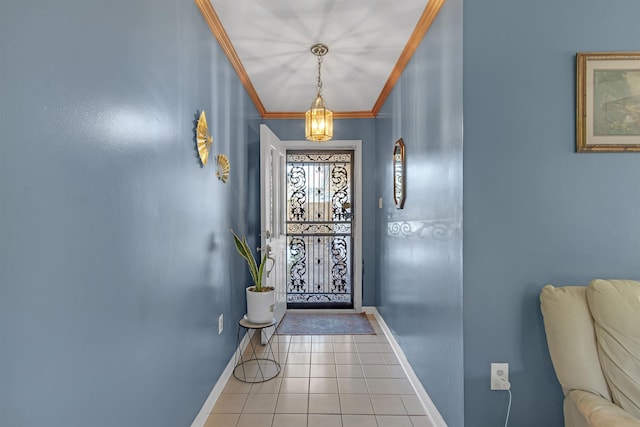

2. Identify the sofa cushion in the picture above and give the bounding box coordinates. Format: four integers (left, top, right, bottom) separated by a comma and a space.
540, 285, 611, 399
566, 390, 640, 427
587, 279, 640, 419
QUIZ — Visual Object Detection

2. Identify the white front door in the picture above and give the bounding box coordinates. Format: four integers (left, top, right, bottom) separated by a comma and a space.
259, 125, 287, 342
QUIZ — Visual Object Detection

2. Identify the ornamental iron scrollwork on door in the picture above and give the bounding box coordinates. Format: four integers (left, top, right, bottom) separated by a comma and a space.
286, 151, 353, 308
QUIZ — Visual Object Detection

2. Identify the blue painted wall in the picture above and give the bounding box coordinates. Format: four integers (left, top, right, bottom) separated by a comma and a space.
464, 1, 640, 426
0, 1, 260, 426
374, 0, 464, 425
264, 119, 377, 306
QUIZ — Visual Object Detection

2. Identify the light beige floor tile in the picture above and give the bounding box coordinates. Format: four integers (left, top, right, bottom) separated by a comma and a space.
242, 393, 278, 414
222, 377, 253, 394
308, 393, 341, 414
310, 364, 337, 378
256, 363, 281, 381
334, 343, 358, 353
401, 395, 427, 415
212, 393, 248, 413
393, 379, 415, 394
272, 413, 307, 427
366, 378, 398, 394
342, 414, 377, 427
255, 343, 279, 358
251, 377, 282, 394
388, 365, 407, 379
203, 413, 239, 427
376, 335, 390, 343
309, 377, 339, 394
353, 335, 377, 343
280, 378, 309, 394
337, 378, 368, 394
212, 328, 432, 426
276, 352, 289, 364
362, 364, 392, 378
383, 353, 401, 365
334, 353, 360, 365
376, 415, 413, 427
275, 393, 309, 414
339, 394, 374, 414
287, 352, 311, 364
355, 343, 380, 353
336, 364, 364, 378
276, 342, 291, 353
370, 395, 407, 415
410, 415, 435, 427
312, 342, 335, 353
308, 414, 342, 427
378, 343, 394, 353
289, 342, 312, 352
236, 413, 273, 427
358, 353, 385, 364
311, 352, 336, 364
234, 363, 260, 381
283, 364, 310, 378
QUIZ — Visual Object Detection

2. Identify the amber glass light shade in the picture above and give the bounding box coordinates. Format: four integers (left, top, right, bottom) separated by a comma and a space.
305, 94, 333, 142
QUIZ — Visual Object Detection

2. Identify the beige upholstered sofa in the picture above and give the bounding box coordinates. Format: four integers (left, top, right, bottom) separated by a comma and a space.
540, 279, 640, 427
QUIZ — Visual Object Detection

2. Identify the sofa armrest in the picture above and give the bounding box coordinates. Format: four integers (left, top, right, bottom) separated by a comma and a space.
566, 390, 640, 427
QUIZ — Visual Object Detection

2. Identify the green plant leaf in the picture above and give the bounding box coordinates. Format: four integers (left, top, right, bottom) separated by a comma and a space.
231, 229, 260, 288
256, 252, 268, 292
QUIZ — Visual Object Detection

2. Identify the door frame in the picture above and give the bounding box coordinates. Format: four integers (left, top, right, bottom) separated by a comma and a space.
280, 139, 363, 313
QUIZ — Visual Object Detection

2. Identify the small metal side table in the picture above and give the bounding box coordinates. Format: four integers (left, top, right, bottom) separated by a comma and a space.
233, 317, 281, 383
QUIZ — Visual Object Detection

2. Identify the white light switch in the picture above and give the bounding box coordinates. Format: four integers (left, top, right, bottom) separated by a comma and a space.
378, 197, 383, 209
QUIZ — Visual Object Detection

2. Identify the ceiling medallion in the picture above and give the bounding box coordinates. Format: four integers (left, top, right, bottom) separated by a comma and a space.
305, 43, 333, 142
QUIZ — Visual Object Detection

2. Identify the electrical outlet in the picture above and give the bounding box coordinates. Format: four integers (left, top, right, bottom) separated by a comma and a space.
218, 314, 224, 335
491, 362, 509, 390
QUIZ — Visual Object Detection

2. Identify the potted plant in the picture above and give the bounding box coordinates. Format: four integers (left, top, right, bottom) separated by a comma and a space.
231, 229, 275, 324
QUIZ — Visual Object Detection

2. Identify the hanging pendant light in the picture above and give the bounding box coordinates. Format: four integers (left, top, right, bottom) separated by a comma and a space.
305, 44, 333, 142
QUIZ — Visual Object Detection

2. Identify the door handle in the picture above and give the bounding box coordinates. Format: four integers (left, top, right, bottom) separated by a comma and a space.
264, 245, 276, 278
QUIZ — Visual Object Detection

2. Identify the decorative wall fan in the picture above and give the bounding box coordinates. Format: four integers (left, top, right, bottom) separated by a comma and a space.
196, 111, 213, 165
216, 154, 230, 183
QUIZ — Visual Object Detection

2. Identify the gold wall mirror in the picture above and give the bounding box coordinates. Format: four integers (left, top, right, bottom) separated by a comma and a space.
393, 138, 406, 209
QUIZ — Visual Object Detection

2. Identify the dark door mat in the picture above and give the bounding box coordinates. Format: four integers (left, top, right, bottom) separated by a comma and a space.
276, 312, 375, 335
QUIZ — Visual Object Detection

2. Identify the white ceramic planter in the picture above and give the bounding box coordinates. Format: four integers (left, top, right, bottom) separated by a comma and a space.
246, 286, 275, 324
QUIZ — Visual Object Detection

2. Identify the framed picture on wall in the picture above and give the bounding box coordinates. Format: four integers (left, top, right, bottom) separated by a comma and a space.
577, 52, 640, 152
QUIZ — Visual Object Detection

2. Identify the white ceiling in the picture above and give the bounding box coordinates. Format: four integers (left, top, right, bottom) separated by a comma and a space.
207, 0, 434, 115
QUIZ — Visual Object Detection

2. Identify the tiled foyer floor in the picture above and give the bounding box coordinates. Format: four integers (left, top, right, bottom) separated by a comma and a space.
204, 315, 434, 427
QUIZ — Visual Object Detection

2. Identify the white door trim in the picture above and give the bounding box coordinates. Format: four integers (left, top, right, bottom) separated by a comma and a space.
280, 139, 363, 312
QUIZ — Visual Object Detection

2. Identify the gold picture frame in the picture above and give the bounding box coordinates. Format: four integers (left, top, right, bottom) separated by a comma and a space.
393, 138, 406, 209
577, 52, 640, 152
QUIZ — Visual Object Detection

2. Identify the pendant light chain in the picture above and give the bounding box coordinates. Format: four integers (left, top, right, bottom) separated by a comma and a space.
316, 54, 323, 96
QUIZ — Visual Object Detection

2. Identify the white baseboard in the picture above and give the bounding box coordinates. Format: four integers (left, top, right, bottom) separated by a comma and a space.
363, 306, 448, 427
190, 330, 253, 427
192, 308, 447, 427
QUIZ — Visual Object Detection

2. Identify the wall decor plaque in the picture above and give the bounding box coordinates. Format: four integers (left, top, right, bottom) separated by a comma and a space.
393, 138, 406, 209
